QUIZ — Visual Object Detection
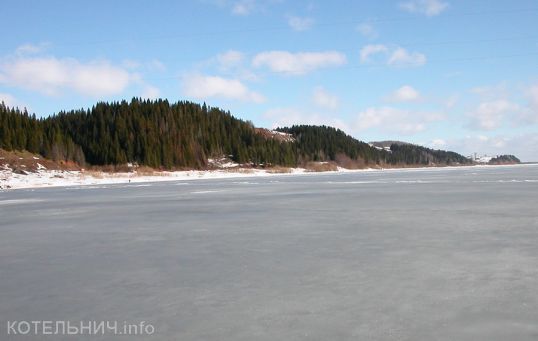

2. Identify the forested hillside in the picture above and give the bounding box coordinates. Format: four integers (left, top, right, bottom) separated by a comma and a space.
276, 125, 383, 164
387, 143, 471, 165
488, 155, 521, 165
0, 99, 472, 169
0, 99, 296, 168
277, 126, 472, 166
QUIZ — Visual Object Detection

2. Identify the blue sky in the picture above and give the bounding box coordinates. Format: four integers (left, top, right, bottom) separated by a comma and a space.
1, 0, 537, 160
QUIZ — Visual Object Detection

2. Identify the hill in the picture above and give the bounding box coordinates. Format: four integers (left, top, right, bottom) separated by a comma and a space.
488, 155, 521, 165
275, 126, 471, 167
1, 99, 473, 170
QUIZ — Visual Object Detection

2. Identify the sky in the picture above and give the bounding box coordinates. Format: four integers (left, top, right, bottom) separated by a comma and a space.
1, 0, 537, 161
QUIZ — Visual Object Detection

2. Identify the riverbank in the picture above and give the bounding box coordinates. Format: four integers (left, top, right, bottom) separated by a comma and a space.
1, 163, 534, 191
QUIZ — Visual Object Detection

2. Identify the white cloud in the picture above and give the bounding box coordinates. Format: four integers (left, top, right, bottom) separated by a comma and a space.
182, 74, 265, 103
465, 83, 538, 129
141, 85, 160, 100
206, 50, 259, 81
0, 93, 30, 111
467, 99, 520, 131
354, 106, 443, 135
388, 85, 421, 102
122, 59, 166, 72
360, 45, 426, 67
232, 0, 256, 15
453, 135, 509, 153
521, 85, 538, 124
528, 85, 538, 109
216, 50, 244, 69
444, 70, 463, 78
387, 47, 426, 67
444, 94, 459, 109
528, 85, 538, 110
15, 43, 49, 56
147, 59, 166, 72
0, 56, 132, 97
430, 139, 447, 148
0, 93, 18, 108
357, 22, 378, 39
469, 83, 509, 100
122, 59, 141, 69
252, 50, 347, 75
445, 133, 538, 162
264, 107, 349, 131
287, 16, 314, 31
399, 0, 449, 17
313, 87, 339, 110
509, 133, 538, 162
359, 44, 388, 63
209, 0, 280, 16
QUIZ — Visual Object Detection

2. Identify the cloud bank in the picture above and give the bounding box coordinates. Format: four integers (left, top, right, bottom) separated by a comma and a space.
253, 51, 347, 75
183, 74, 265, 102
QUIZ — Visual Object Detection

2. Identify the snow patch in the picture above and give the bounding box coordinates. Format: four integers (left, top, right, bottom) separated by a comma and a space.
0, 163, 536, 191
207, 157, 239, 169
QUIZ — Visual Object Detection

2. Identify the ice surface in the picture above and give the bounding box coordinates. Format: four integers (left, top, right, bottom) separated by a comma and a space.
0, 164, 537, 340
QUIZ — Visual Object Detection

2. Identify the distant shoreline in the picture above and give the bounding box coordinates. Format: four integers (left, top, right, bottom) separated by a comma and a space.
1, 163, 536, 191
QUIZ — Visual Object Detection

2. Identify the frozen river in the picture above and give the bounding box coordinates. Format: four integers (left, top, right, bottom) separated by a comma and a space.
1, 165, 538, 340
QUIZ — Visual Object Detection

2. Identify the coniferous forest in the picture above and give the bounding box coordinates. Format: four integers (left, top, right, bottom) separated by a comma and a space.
0, 99, 473, 169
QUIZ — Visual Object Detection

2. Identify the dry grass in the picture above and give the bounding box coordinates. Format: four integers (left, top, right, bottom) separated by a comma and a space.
81, 170, 104, 179
224, 168, 254, 174
135, 166, 156, 176
82, 167, 170, 178
334, 154, 368, 170
266, 166, 293, 174
304, 161, 338, 172
0, 148, 81, 172
147, 171, 167, 177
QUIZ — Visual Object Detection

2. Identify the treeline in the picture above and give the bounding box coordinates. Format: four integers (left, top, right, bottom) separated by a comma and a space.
388, 143, 471, 165
0, 99, 296, 168
0, 99, 472, 169
0, 103, 86, 165
277, 125, 472, 166
277, 125, 384, 163
488, 155, 520, 165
